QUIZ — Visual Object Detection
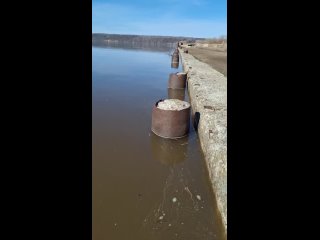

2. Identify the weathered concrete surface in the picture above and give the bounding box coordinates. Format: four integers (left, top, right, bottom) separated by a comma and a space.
179, 49, 227, 235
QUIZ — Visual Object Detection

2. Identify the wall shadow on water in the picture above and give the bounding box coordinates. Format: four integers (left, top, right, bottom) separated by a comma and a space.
193, 112, 201, 132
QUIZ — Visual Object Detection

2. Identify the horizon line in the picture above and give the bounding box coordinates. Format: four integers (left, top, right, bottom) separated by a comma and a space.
92, 32, 226, 39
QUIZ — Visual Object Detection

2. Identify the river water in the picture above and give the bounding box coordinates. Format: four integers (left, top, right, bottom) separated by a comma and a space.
92, 47, 225, 240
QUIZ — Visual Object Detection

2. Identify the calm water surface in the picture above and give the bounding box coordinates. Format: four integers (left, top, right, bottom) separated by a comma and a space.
92, 47, 225, 240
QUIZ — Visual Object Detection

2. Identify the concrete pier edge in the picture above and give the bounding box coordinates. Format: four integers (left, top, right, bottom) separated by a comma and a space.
179, 48, 227, 236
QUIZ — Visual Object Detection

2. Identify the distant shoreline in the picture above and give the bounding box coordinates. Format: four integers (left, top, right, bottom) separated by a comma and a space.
92, 33, 204, 40
92, 45, 173, 53
92, 33, 203, 50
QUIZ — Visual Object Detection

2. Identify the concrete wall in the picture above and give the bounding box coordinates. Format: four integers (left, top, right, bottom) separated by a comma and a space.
179, 49, 227, 235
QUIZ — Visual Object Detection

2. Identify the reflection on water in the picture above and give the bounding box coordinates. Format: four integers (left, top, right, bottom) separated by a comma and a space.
92, 47, 225, 240
145, 132, 222, 240
150, 132, 187, 166
92, 44, 173, 53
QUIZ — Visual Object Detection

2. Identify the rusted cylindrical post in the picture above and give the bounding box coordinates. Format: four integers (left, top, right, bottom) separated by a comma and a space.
171, 48, 179, 68
171, 55, 179, 68
168, 72, 187, 89
173, 53, 179, 58
173, 48, 179, 56
172, 54, 179, 62
171, 62, 179, 68
168, 88, 185, 101
172, 56, 179, 61
151, 99, 190, 139
172, 57, 179, 64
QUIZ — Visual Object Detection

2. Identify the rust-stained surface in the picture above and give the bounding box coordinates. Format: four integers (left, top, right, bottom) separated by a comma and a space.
168, 73, 187, 89
151, 100, 190, 139
172, 51, 179, 63
167, 88, 185, 100
171, 62, 179, 68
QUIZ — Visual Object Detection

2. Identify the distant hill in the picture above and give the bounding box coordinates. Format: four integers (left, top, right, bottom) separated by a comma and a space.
92, 33, 204, 51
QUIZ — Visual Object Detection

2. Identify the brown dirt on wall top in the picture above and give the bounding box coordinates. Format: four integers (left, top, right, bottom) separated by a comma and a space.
187, 47, 227, 77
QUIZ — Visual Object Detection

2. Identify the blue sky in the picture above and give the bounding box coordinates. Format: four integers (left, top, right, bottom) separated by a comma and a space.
92, 0, 227, 38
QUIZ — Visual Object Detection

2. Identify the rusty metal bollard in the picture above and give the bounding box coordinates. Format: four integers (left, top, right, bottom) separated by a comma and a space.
168, 88, 185, 101
171, 55, 179, 68
171, 62, 179, 68
172, 51, 179, 58
172, 48, 179, 56
172, 55, 179, 62
168, 72, 187, 89
151, 99, 190, 139
171, 48, 179, 68
172, 57, 179, 63
172, 56, 179, 62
